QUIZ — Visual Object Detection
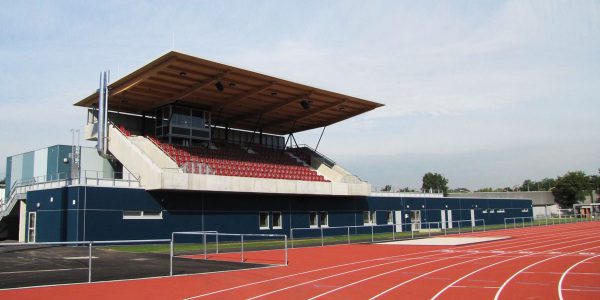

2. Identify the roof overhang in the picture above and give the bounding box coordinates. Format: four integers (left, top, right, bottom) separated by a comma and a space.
75, 51, 383, 135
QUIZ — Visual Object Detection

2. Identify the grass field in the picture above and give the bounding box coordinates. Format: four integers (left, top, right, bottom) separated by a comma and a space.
102, 217, 594, 254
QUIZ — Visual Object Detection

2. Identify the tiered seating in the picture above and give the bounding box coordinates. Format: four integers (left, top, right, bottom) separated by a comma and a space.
148, 137, 328, 182
287, 148, 313, 165
116, 125, 132, 137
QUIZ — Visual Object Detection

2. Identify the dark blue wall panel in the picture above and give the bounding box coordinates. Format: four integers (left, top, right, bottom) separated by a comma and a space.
26, 187, 533, 242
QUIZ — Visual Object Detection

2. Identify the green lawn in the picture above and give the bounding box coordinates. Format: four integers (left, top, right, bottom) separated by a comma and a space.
103, 218, 597, 254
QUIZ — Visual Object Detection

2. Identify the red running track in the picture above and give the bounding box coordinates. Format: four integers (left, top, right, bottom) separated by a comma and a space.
1, 221, 599, 300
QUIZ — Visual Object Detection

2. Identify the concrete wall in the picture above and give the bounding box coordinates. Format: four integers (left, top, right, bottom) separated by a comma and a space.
449, 191, 555, 206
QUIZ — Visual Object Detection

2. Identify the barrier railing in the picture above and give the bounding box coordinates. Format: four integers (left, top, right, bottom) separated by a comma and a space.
170, 232, 288, 276
504, 217, 534, 229
290, 219, 486, 248
1, 171, 141, 220
505, 214, 599, 230
0, 239, 170, 284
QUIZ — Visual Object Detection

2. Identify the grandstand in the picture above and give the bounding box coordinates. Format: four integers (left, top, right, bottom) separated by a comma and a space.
1, 51, 534, 242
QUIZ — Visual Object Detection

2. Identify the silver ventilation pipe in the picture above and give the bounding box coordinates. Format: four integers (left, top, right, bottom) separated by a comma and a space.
103, 70, 110, 156
97, 70, 110, 157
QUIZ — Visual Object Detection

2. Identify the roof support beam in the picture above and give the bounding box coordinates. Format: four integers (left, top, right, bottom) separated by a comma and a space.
172, 70, 229, 100
147, 70, 229, 110
229, 92, 312, 124
216, 81, 276, 110
110, 57, 178, 96
264, 99, 346, 130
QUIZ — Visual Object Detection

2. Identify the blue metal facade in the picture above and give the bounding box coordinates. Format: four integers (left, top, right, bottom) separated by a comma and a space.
25, 186, 533, 242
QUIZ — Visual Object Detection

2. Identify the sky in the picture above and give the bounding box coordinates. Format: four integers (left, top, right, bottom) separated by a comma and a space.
1, 0, 599, 190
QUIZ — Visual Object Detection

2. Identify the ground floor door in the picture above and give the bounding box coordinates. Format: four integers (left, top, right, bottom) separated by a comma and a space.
470, 209, 476, 227
395, 210, 403, 232
27, 212, 36, 243
447, 210, 453, 228
440, 210, 447, 229
411, 210, 421, 231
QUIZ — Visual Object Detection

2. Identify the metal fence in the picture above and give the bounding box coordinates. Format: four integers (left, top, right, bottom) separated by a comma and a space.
0, 239, 170, 284
0, 232, 288, 289
169, 231, 288, 276
290, 219, 486, 248
504, 213, 600, 230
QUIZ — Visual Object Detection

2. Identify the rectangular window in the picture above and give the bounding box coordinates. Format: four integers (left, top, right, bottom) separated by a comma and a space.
123, 211, 163, 220
363, 211, 373, 225
273, 211, 282, 229
319, 211, 329, 227
259, 212, 270, 230
387, 211, 394, 224
309, 211, 318, 228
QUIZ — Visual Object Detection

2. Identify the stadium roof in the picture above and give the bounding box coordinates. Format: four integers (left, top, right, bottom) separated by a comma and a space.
75, 51, 383, 135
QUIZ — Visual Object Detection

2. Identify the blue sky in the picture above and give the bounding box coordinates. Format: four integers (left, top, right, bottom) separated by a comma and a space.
1, 1, 599, 190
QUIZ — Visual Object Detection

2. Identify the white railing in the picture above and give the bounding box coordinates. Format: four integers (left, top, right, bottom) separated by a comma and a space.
505, 213, 600, 229
170, 231, 288, 276
0, 239, 170, 283
370, 191, 445, 198
0, 171, 141, 220
503, 217, 534, 229
290, 219, 486, 248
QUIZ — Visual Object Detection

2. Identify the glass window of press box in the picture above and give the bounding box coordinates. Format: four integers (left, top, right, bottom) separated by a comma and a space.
155, 105, 211, 146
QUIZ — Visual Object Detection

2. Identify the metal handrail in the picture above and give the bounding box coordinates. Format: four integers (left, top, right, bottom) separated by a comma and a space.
0, 238, 171, 283
290, 144, 337, 167
290, 219, 487, 248
170, 231, 288, 276
1, 171, 141, 218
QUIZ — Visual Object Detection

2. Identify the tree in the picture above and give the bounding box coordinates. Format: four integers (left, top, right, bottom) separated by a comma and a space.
422, 172, 449, 196
588, 174, 600, 203
380, 185, 392, 192
0, 178, 4, 185
552, 171, 590, 208
449, 187, 470, 193
540, 178, 556, 191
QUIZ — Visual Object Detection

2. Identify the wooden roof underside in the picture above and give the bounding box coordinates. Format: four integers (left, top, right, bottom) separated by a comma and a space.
75, 51, 383, 135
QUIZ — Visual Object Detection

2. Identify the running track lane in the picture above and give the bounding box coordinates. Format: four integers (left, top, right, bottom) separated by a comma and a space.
236, 224, 600, 299
0, 221, 598, 300
560, 254, 600, 300
186, 224, 598, 299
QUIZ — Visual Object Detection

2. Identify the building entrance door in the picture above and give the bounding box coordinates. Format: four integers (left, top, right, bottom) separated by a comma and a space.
411, 210, 421, 231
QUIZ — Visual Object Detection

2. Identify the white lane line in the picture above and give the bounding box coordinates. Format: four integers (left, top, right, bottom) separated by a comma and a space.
245, 252, 472, 300
431, 239, 600, 300
185, 222, 600, 299
367, 254, 502, 300
453, 285, 500, 289
280, 226, 600, 300
562, 288, 600, 292
524, 271, 600, 275
0, 268, 88, 275
494, 245, 600, 300
182, 249, 443, 300
264, 230, 595, 300
558, 254, 600, 300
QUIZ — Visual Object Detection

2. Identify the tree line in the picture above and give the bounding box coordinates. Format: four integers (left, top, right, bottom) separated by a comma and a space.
381, 169, 600, 208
